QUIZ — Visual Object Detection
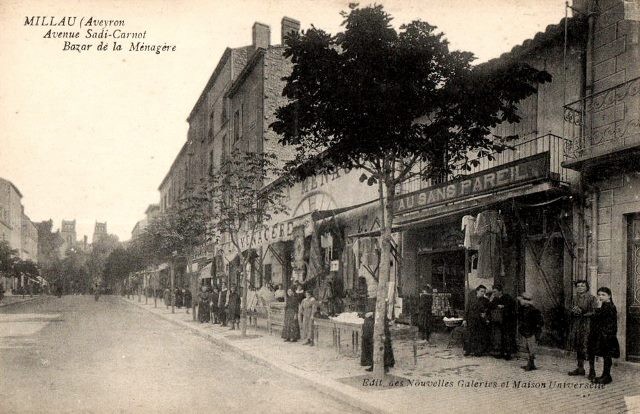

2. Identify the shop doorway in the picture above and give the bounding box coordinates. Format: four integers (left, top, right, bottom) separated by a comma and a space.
627, 213, 640, 362
418, 249, 466, 313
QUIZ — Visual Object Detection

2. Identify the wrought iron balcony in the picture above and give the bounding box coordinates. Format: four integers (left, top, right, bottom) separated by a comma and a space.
397, 133, 570, 196
564, 77, 640, 163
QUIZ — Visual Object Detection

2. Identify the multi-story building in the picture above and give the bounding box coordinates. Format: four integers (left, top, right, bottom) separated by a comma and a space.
562, 0, 640, 362
20, 210, 38, 262
0, 177, 24, 251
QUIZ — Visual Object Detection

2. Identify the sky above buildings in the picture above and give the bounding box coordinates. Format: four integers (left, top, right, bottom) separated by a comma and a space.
0, 0, 569, 241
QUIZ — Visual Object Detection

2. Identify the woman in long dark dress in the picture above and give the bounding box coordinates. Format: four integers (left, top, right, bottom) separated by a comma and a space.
198, 286, 211, 323
282, 288, 301, 342
361, 312, 395, 372
588, 287, 620, 384
182, 287, 192, 314
464, 285, 490, 357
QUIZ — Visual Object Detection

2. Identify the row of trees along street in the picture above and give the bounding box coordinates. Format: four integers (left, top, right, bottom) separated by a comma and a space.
0, 240, 39, 292
116, 4, 551, 379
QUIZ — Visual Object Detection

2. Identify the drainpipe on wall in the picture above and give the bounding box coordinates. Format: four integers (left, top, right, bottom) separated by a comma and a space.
589, 189, 598, 295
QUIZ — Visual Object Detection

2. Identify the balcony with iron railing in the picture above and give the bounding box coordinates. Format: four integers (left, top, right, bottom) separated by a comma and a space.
396, 133, 571, 196
563, 77, 640, 167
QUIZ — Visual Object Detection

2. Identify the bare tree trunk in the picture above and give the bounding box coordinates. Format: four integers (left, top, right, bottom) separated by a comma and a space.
170, 261, 175, 314
240, 260, 248, 337
372, 177, 395, 378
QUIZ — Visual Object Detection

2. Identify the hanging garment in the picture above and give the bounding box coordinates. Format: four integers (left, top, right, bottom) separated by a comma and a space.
475, 210, 506, 279
461, 215, 477, 249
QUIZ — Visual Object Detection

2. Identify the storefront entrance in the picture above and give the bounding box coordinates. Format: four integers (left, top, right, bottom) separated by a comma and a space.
418, 249, 466, 315
627, 213, 640, 362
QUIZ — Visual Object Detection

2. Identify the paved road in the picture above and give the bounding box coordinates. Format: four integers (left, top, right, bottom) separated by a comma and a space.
0, 295, 364, 414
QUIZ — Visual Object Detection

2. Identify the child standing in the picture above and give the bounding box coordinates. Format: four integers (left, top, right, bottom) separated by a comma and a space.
517, 292, 544, 371
588, 287, 620, 384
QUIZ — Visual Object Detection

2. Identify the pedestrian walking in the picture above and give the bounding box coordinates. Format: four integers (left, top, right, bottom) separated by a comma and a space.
517, 292, 544, 371
463, 284, 490, 357
298, 290, 318, 346
417, 286, 433, 341
227, 285, 241, 330
567, 280, 598, 378
282, 288, 301, 342
163, 288, 171, 309
175, 287, 183, 309
588, 287, 620, 385
198, 286, 211, 323
182, 287, 192, 314
218, 282, 228, 326
488, 284, 517, 360
361, 311, 395, 373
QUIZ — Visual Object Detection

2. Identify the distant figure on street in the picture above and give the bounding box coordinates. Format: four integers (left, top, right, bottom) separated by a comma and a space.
588, 287, 620, 385
361, 311, 395, 373
175, 288, 183, 309
210, 285, 219, 323
417, 285, 433, 341
198, 286, 211, 323
93, 284, 100, 301
298, 290, 318, 346
488, 284, 517, 360
182, 287, 192, 314
226, 285, 241, 330
517, 292, 544, 371
463, 285, 490, 357
163, 288, 171, 309
567, 280, 598, 379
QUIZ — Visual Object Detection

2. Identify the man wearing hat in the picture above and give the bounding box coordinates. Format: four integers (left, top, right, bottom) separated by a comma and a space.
517, 292, 544, 371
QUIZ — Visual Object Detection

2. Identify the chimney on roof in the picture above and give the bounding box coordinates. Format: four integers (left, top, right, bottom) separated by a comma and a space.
281, 17, 300, 45
252, 22, 270, 49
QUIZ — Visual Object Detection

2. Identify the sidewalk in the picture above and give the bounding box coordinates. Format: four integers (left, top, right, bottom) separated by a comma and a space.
122, 296, 640, 414
0, 294, 44, 308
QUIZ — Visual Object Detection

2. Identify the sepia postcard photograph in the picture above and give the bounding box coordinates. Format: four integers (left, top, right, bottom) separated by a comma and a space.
1, 0, 639, 413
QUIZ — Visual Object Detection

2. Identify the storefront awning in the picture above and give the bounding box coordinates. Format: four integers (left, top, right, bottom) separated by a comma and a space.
198, 263, 212, 280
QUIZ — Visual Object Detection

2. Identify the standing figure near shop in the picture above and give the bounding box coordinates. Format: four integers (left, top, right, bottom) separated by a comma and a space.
197, 286, 211, 323
175, 287, 183, 309
417, 286, 433, 342
517, 292, 544, 371
183, 287, 192, 314
298, 290, 318, 346
282, 288, 301, 342
567, 280, 598, 378
463, 285, 490, 357
210, 284, 219, 324
227, 285, 241, 330
361, 311, 395, 372
488, 284, 517, 360
163, 288, 171, 309
218, 282, 228, 326
588, 287, 620, 384
293, 281, 306, 303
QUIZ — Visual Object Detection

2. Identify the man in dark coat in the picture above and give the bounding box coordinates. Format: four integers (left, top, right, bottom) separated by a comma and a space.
182, 287, 192, 314
361, 312, 395, 372
197, 286, 211, 323
464, 285, 490, 356
567, 280, 598, 378
488, 284, 517, 360
218, 282, 228, 326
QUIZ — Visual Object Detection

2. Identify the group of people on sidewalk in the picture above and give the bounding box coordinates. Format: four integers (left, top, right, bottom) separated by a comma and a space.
163, 287, 192, 311
195, 282, 242, 330
463, 281, 620, 384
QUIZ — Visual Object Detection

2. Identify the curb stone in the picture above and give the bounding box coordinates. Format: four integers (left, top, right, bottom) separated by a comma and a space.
121, 297, 389, 414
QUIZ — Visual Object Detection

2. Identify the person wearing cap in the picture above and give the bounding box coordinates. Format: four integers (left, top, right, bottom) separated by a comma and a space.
517, 292, 544, 371
567, 280, 598, 379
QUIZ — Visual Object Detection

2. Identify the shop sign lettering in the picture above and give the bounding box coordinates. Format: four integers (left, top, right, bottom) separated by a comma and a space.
394, 153, 550, 215
235, 217, 312, 251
